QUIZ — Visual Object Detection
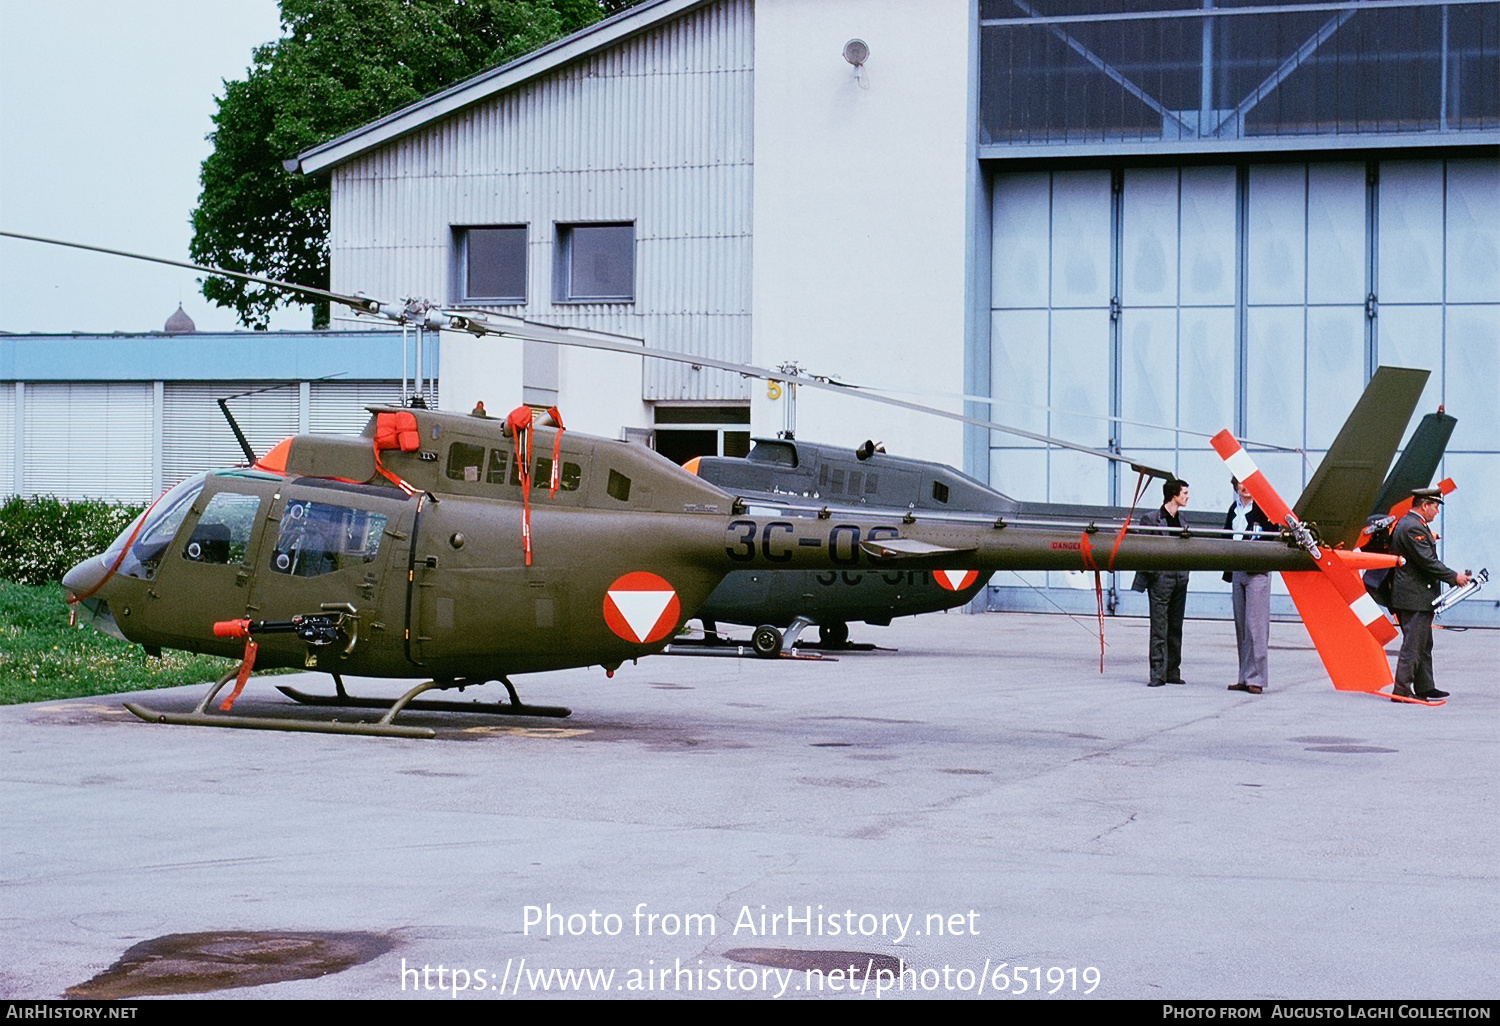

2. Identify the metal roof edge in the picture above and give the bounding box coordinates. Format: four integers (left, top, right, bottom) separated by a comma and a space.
295, 0, 717, 176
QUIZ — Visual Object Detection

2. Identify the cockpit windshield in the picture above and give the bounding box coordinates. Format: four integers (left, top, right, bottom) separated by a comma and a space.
99, 472, 208, 580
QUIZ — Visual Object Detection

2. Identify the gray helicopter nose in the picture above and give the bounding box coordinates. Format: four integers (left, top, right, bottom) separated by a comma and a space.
62, 555, 110, 600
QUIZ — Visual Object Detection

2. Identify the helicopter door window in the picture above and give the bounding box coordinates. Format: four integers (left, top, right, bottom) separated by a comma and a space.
183, 493, 261, 565
446, 442, 486, 483
269, 500, 389, 578
108, 472, 207, 580
487, 448, 508, 484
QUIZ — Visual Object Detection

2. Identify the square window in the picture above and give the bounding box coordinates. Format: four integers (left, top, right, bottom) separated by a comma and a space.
458, 226, 526, 303
556, 223, 634, 302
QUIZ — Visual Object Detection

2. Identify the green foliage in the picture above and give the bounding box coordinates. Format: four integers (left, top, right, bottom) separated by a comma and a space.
0, 582, 245, 705
0, 496, 144, 586
192, 0, 645, 328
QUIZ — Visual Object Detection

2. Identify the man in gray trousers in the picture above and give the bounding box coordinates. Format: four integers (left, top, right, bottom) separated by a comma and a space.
1223, 478, 1276, 695
1132, 479, 1191, 688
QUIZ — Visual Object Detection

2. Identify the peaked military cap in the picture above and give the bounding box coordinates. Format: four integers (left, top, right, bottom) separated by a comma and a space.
1411, 487, 1445, 505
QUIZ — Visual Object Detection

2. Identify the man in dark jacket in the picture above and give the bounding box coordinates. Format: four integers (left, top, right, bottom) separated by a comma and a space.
1389, 488, 1471, 701
1223, 478, 1277, 694
1132, 478, 1190, 687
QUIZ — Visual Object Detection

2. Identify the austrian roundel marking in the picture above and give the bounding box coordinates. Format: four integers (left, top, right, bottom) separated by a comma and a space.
603, 572, 682, 645
934, 569, 979, 592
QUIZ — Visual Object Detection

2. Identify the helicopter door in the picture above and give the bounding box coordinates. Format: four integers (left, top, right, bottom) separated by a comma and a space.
408, 495, 567, 670
140, 477, 276, 649
246, 483, 413, 668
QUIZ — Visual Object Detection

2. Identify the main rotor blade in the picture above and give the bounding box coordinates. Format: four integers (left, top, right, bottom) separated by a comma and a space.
4, 230, 1171, 478
0, 230, 377, 313
441, 310, 1173, 479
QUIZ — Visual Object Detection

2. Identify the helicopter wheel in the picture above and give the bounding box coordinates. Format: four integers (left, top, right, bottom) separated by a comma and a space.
751, 625, 782, 658
818, 621, 850, 649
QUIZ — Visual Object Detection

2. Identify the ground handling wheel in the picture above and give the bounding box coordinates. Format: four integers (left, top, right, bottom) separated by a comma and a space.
751, 625, 783, 658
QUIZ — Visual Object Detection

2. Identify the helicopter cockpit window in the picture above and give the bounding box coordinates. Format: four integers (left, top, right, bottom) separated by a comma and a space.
183, 493, 262, 565
269, 500, 388, 578
107, 472, 207, 580
447, 442, 486, 483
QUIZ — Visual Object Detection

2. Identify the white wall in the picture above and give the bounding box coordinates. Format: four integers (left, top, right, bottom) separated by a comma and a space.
751, 0, 973, 466
437, 329, 648, 441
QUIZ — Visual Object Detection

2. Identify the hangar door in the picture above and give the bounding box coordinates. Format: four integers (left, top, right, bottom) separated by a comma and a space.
988, 158, 1499, 607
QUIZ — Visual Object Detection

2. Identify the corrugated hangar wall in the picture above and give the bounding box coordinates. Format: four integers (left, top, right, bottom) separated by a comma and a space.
986, 156, 1500, 616
327, 0, 755, 404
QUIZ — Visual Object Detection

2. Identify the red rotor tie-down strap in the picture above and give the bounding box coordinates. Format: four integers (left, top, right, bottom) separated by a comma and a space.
371, 411, 419, 496
1078, 470, 1150, 675
218, 636, 259, 712
1078, 533, 1106, 674
546, 406, 565, 497
508, 406, 535, 566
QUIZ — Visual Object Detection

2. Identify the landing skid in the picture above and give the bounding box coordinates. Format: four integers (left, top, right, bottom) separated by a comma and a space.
277, 674, 571, 718
125, 671, 568, 739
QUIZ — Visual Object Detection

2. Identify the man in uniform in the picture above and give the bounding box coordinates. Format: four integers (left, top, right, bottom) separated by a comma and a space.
1132, 478, 1190, 688
1389, 488, 1470, 701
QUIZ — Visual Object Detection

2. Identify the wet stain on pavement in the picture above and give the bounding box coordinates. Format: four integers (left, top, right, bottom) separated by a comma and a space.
725, 947, 904, 977
66, 930, 394, 998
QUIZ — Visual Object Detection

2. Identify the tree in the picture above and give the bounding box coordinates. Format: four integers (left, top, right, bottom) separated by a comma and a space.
191, 0, 643, 328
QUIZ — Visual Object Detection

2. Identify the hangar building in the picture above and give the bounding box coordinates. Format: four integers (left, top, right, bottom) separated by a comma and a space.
281, 0, 1496, 624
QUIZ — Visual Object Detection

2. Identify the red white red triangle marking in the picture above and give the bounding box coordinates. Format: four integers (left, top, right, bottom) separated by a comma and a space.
935, 569, 979, 592
603, 571, 681, 645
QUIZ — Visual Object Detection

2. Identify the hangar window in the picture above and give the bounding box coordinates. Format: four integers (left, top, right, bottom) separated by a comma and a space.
556, 223, 635, 303
457, 226, 527, 304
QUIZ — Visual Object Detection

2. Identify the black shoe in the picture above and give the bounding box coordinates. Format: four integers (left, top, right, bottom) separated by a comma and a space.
1167, 679, 1186, 686
1148, 681, 1165, 687
1228, 683, 1250, 692
1417, 689, 1449, 700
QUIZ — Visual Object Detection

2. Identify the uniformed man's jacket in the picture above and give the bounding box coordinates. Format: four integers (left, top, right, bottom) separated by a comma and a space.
1389, 510, 1459, 610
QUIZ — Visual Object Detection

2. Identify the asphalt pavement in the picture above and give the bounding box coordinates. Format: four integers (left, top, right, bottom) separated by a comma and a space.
2, 611, 1495, 1000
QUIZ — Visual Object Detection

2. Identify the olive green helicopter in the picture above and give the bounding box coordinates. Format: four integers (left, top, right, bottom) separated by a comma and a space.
5, 232, 1417, 738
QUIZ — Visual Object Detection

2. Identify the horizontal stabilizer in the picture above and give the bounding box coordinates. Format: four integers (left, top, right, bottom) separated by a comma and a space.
860, 538, 978, 561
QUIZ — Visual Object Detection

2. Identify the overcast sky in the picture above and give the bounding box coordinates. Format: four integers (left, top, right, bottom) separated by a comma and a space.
0, 0, 311, 334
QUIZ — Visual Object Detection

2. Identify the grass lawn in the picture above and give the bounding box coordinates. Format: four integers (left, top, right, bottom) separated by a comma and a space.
0, 581, 243, 705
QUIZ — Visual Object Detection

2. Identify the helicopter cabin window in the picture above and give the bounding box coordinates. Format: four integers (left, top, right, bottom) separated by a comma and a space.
555, 223, 634, 303
607, 469, 631, 502
457, 226, 527, 304
504, 454, 583, 491
932, 481, 950, 504
487, 448, 508, 484
269, 500, 388, 578
183, 493, 261, 565
446, 442, 486, 482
